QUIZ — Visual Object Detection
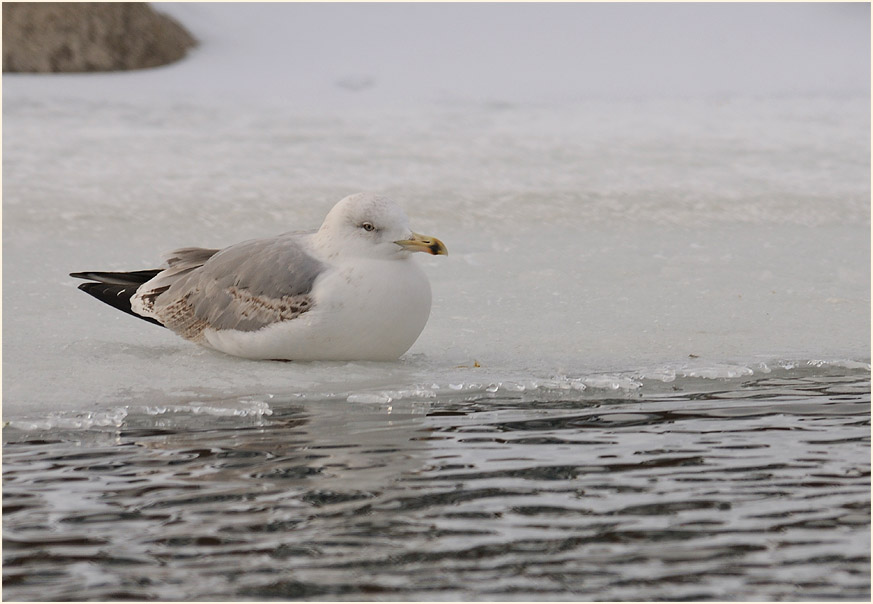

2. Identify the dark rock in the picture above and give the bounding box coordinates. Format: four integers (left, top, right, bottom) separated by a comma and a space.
2, 2, 196, 73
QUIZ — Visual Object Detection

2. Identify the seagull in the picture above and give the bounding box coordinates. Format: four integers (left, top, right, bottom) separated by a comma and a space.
71, 193, 447, 361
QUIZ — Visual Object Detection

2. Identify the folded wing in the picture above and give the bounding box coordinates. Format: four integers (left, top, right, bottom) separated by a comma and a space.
133, 233, 324, 342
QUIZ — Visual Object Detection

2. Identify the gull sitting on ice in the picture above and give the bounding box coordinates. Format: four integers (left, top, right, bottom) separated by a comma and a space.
71, 193, 447, 361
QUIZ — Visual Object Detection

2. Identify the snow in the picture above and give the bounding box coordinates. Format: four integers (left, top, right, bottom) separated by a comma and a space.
2, 3, 869, 422
8, 3, 869, 105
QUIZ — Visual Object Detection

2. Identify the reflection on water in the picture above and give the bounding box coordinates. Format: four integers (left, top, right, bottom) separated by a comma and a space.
3, 368, 870, 601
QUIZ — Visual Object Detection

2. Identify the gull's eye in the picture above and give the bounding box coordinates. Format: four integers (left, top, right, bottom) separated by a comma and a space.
361, 222, 376, 232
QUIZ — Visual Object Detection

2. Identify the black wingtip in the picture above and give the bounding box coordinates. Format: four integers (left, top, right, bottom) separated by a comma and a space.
73, 276, 165, 328
70, 269, 162, 285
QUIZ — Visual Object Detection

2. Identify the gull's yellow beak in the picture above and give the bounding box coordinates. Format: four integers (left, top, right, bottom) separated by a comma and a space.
395, 232, 448, 256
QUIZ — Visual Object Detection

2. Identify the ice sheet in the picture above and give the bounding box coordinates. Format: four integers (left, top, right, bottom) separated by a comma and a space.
2, 3, 869, 421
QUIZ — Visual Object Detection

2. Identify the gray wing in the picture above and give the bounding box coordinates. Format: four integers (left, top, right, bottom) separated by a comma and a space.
135, 232, 325, 341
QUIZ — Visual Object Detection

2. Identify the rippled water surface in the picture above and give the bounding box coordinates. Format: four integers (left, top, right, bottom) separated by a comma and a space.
4, 366, 870, 601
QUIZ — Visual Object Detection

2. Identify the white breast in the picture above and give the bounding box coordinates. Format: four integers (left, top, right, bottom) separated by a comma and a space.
202, 257, 432, 361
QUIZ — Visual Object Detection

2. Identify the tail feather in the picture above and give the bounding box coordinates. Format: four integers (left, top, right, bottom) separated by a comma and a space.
71, 270, 165, 327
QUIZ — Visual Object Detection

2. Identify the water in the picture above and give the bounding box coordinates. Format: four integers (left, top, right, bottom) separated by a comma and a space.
4, 365, 869, 601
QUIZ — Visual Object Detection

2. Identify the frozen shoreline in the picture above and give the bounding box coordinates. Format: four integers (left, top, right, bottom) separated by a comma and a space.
5, 360, 870, 432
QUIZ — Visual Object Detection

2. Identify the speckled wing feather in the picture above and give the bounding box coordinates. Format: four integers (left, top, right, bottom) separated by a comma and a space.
135, 232, 324, 342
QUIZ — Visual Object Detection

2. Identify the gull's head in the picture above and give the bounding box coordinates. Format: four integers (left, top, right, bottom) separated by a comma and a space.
317, 192, 447, 260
